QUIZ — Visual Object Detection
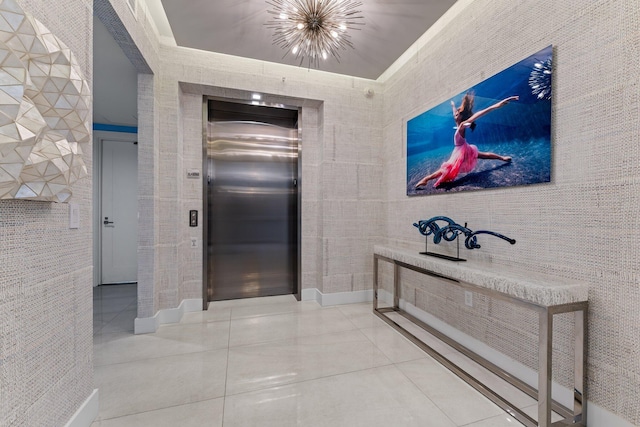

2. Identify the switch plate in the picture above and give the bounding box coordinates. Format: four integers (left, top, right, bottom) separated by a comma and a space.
464, 291, 473, 307
69, 203, 79, 229
189, 210, 198, 227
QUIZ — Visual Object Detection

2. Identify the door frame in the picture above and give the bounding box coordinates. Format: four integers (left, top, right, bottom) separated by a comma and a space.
93, 130, 139, 287
202, 96, 302, 308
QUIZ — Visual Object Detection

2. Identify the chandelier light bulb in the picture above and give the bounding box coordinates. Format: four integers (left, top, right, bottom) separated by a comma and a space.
266, 0, 364, 68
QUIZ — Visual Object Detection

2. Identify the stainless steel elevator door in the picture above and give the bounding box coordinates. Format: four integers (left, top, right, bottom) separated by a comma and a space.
207, 119, 298, 301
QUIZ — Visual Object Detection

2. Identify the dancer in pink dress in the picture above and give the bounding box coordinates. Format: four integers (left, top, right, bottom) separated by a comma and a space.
415, 93, 518, 189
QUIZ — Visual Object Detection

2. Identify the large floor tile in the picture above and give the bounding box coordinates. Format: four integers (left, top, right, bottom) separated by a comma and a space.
461, 412, 525, 427
228, 307, 356, 347
397, 358, 505, 426
223, 365, 457, 427
360, 326, 427, 363
94, 321, 230, 366
93, 313, 118, 336
94, 349, 228, 420
446, 352, 536, 409
230, 300, 321, 320
465, 405, 563, 427
93, 297, 136, 316
210, 294, 298, 310
181, 307, 231, 323
93, 283, 138, 298
93, 284, 137, 300
226, 329, 391, 395
337, 303, 390, 330
91, 398, 224, 427
93, 284, 137, 337
93, 310, 120, 325
90, 295, 525, 427
155, 321, 230, 348
521, 404, 564, 424
99, 308, 136, 335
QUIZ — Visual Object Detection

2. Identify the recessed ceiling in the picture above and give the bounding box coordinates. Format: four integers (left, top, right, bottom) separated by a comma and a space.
93, 16, 138, 127
92, 0, 459, 125
158, 0, 458, 80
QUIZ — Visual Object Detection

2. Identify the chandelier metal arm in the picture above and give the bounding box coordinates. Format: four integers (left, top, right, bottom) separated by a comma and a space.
266, 0, 364, 68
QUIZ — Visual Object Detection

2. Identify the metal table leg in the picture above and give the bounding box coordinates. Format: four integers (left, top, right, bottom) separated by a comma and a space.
373, 255, 379, 310
539, 309, 553, 427
393, 262, 400, 310
574, 307, 587, 425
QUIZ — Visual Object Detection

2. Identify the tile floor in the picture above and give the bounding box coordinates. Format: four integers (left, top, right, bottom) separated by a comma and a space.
92, 287, 552, 426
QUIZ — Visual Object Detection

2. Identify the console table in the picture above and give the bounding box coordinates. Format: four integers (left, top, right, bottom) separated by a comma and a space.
373, 245, 588, 427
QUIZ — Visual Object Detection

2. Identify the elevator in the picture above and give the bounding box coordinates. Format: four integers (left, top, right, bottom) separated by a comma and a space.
205, 99, 300, 302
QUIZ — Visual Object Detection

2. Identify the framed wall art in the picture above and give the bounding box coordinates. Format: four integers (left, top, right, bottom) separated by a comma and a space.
407, 45, 553, 196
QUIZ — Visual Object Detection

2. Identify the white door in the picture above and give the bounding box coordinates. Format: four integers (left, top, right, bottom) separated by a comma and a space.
101, 139, 138, 284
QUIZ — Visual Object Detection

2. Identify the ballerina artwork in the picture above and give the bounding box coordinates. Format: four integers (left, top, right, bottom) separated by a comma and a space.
415, 93, 518, 189
406, 45, 553, 196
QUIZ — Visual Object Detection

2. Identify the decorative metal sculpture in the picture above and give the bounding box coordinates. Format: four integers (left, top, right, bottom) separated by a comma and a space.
413, 216, 516, 261
0, 0, 91, 202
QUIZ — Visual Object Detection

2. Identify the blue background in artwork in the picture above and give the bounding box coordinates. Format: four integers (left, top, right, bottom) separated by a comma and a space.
407, 45, 552, 195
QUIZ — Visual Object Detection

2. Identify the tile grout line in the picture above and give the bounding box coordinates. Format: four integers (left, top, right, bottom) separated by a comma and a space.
393, 360, 461, 427
221, 306, 233, 427
92, 397, 225, 424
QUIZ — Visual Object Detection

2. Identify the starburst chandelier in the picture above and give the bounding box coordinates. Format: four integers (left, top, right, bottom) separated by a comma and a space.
266, 0, 364, 68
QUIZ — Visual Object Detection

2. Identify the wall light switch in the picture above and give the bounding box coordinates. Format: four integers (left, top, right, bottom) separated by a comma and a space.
464, 291, 473, 307
69, 203, 80, 229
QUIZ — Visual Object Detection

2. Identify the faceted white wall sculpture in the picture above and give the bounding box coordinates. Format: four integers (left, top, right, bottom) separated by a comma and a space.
0, 0, 90, 202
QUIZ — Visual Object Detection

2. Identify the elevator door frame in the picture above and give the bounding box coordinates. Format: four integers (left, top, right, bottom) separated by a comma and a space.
202, 96, 302, 308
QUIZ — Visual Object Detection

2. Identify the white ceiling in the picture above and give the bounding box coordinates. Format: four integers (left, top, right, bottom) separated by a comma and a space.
93, 16, 139, 127
158, 0, 458, 80
93, 0, 459, 126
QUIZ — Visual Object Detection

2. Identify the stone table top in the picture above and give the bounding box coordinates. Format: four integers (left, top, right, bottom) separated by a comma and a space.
374, 245, 588, 307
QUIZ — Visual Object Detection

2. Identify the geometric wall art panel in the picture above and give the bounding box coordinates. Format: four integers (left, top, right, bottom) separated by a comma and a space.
0, 0, 90, 202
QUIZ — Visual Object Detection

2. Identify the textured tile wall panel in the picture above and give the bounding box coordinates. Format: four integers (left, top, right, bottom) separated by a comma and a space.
382, 0, 640, 423
0, 1, 93, 426
178, 92, 204, 302
136, 73, 159, 317
95, 0, 163, 320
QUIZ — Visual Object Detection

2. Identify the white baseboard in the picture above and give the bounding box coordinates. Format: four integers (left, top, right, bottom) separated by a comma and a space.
64, 389, 98, 427
134, 298, 203, 334
586, 403, 636, 427
377, 288, 394, 306
393, 299, 634, 427
301, 288, 373, 306
301, 288, 318, 302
